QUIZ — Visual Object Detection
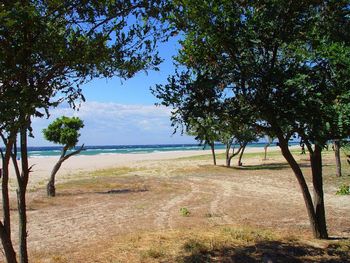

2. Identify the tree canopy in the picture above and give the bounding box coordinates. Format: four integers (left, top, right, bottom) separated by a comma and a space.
158, 0, 350, 239
43, 116, 84, 149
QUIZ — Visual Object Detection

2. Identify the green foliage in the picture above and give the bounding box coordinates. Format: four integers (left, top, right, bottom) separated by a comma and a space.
336, 184, 350, 195
153, 72, 224, 147
152, 71, 258, 150
0, 0, 164, 135
43, 116, 84, 149
159, 0, 350, 239
164, 0, 350, 146
342, 141, 350, 165
180, 207, 190, 217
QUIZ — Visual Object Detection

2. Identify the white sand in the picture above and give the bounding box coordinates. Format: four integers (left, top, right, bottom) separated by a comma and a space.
10, 146, 282, 189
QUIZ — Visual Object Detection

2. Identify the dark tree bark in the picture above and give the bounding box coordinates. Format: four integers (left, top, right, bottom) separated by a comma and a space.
334, 140, 342, 177
18, 127, 29, 263
309, 144, 328, 238
47, 145, 85, 197
209, 142, 216, 166
9, 125, 37, 263
225, 140, 232, 167
277, 134, 328, 239
0, 136, 17, 263
225, 140, 244, 167
238, 143, 247, 166
0, 223, 17, 263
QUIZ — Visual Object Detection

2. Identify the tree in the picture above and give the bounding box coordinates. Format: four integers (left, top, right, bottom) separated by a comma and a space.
218, 117, 258, 167
333, 140, 342, 177
153, 71, 259, 168
43, 116, 85, 197
0, 1, 164, 262
152, 71, 224, 166
164, 0, 350, 239
263, 136, 274, 161
187, 117, 220, 165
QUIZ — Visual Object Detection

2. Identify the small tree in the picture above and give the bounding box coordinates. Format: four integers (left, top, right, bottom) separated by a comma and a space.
43, 117, 85, 197
152, 71, 224, 165
263, 136, 274, 161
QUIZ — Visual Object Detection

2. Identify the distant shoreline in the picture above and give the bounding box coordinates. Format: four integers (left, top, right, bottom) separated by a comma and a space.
24, 142, 296, 157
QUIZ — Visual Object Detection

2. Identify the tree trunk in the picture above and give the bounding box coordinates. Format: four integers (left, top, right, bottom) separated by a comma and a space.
238, 143, 247, 166
210, 143, 216, 166
310, 145, 328, 238
47, 161, 63, 197
334, 140, 342, 177
227, 155, 233, 167
0, 137, 17, 262
18, 127, 29, 263
277, 135, 327, 239
264, 143, 269, 160
47, 145, 84, 197
0, 224, 17, 263
226, 141, 244, 168
225, 142, 231, 167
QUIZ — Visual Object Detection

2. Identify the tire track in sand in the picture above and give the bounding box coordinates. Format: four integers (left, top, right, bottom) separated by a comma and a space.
207, 178, 235, 225
154, 178, 201, 229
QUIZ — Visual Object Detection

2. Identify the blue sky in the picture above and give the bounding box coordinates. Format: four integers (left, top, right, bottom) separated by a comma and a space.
29, 39, 197, 146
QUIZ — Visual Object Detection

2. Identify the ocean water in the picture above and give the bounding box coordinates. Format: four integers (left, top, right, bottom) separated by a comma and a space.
25, 142, 282, 157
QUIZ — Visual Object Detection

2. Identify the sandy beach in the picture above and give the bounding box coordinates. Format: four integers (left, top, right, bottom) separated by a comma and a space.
22, 146, 281, 190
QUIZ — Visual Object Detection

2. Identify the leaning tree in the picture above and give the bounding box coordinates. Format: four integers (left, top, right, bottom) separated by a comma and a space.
0, 1, 166, 262
163, 0, 350, 239
43, 116, 85, 197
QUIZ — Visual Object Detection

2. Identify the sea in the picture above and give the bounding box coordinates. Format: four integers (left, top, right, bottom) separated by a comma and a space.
25, 142, 283, 158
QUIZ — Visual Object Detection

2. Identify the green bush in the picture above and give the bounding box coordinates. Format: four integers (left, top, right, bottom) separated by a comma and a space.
180, 207, 190, 217
336, 184, 350, 195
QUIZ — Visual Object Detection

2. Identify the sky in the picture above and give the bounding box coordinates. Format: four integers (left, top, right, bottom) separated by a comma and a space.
28, 38, 197, 147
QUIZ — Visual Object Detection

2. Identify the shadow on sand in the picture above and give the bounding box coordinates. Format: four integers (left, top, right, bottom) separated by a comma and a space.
178, 240, 350, 263
97, 188, 148, 195
232, 163, 291, 171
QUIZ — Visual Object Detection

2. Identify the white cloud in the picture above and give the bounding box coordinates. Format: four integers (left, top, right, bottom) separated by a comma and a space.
28, 101, 194, 146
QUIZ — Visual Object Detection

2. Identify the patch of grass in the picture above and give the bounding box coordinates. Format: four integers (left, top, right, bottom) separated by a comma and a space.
182, 239, 208, 254
180, 207, 191, 217
51, 255, 69, 263
141, 247, 166, 259
88, 167, 138, 177
56, 175, 148, 194
176, 154, 218, 161
336, 184, 350, 195
222, 227, 276, 243
234, 163, 289, 171
57, 177, 123, 191
329, 239, 350, 253
134, 204, 146, 210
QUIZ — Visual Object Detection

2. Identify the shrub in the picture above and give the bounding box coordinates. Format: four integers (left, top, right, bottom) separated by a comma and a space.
180, 207, 190, 217
336, 184, 350, 195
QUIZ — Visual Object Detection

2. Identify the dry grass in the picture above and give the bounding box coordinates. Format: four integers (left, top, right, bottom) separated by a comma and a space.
33, 227, 349, 263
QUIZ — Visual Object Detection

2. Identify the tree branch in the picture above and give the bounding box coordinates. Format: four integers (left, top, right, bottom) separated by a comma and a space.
61, 144, 85, 162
